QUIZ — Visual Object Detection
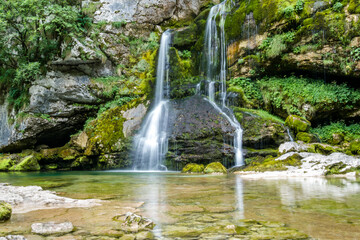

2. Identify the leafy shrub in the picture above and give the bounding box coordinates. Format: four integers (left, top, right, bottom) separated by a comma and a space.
332, 2, 343, 12
295, 0, 305, 13
259, 76, 360, 116
282, 6, 295, 19
351, 47, 360, 61
178, 50, 192, 59
311, 122, 360, 143
260, 32, 295, 58
228, 77, 262, 102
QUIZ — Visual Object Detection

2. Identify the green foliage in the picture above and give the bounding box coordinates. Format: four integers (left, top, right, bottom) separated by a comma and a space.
351, 47, 360, 61
228, 77, 262, 102
348, 0, 360, 14
311, 122, 360, 143
282, 5, 295, 19
234, 108, 285, 124
0, 0, 84, 110
295, 0, 305, 13
332, 2, 343, 12
178, 50, 192, 59
259, 76, 360, 117
112, 20, 127, 29
260, 32, 295, 58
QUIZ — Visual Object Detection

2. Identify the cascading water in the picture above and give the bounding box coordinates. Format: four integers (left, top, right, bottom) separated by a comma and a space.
132, 30, 172, 171
202, 0, 245, 166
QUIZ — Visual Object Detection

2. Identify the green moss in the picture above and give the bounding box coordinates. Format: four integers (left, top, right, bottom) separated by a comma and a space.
307, 143, 336, 155
71, 156, 91, 169
350, 139, 360, 155
204, 162, 227, 174
285, 115, 311, 133
0, 202, 12, 223
243, 154, 302, 172
296, 132, 317, 143
182, 163, 205, 173
9, 155, 40, 171
85, 106, 127, 155
348, 0, 360, 14
0, 158, 14, 171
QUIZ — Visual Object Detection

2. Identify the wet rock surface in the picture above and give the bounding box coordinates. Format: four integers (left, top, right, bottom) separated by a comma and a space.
167, 95, 236, 169
0, 183, 100, 213
31, 222, 74, 235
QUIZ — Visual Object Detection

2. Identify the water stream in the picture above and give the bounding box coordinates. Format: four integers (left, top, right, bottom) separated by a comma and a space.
132, 30, 172, 171
202, 1, 244, 166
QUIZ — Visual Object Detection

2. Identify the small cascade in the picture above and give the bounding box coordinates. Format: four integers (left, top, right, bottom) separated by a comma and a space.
286, 128, 295, 142
132, 30, 172, 171
202, 0, 244, 166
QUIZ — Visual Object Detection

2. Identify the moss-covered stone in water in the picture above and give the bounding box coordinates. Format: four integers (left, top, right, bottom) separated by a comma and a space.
0, 202, 12, 222
285, 115, 311, 133
296, 132, 318, 143
182, 163, 205, 173
204, 162, 227, 174
71, 156, 91, 169
0, 158, 14, 171
243, 154, 302, 172
9, 155, 40, 171
350, 139, 360, 155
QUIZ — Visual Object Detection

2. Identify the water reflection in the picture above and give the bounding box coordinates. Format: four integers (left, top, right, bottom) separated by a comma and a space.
134, 174, 166, 238
235, 176, 244, 219
275, 177, 360, 207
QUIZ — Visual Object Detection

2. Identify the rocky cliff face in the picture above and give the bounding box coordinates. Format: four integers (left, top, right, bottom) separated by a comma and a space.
166, 95, 237, 169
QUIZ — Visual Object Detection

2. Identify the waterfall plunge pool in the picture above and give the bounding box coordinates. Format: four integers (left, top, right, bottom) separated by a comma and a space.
1, 172, 360, 239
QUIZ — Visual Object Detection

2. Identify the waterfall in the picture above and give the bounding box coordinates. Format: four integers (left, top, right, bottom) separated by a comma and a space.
202, 0, 245, 166
132, 30, 172, 171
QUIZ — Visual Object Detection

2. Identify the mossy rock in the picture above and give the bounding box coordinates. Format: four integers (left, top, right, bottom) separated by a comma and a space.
59, 148, 81, 161
71, 156, 91, 169
350, 139, 360, 155
204, 162, 227, 174
329, 133, 344, 145
9, 155, 40, 171
0, 158, 15, 171
285, 115, 311, 133
243, 154, 302, 172
296, 132, 318, 143
308, 143, 336, 155
0, 202, 12, 223
181, 163, 205, 173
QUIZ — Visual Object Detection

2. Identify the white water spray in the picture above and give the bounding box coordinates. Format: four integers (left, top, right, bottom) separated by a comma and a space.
133, 30, 172, 170
202, 0, 244, 166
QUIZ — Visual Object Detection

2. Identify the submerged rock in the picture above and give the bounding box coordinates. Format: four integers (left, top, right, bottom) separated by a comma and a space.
0, 236, 27, 240
31, 222, 74, 235
204, 162, 227, 174
0, 201, 12, 222
120, 212, 155, 233
0, 183, 100, 213
182, 163, 205, 173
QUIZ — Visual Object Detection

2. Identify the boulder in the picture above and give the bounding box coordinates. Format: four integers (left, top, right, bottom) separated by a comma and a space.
9, 155, 40, 171
31, 222, 74, 235
296, 132, 318, 143
167, 95, 236, 169
285, 115, 311, 133
279, 142, 308, 154
0, 201, 12, 222
121, 212, 155, 233
349, 139, 360, 155
204, 162, 227, 174
236, 110, 289, 149
181, 163, 205, 173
